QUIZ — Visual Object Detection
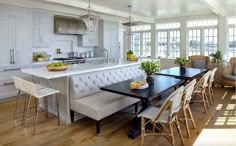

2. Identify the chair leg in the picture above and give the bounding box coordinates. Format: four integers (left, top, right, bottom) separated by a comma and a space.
187, 106, 196, 129
175, 117, 184, 146
208, 87, 213, 105
140, 117, 145, 146
204, 91, 210, 108
34, 97, 37, 113
24, 95, 32, 127
22, 94, 28, 125
183, 107, 190, 138
210, 86, 215, 102
56, 93, 60, 126
169, 122, 175, 146
44, 96, 48, 118
96, 120, 100, 135
14, 90, 21, 120
201, 92, 207, 114
33, 98, 39, 135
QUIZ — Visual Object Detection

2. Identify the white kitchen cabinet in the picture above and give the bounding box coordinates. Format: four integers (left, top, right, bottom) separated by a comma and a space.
80, 29, 98, 46
32, 11, 53, 46
99, 20, 119, 58
0, 68, 32, 100
0, 4, 31, 20
13, 19, 31, 66
0, 16, 30, 67
0, 17, 11, 66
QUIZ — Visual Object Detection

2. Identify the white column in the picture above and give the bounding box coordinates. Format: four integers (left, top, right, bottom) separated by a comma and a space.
151, 23, 156, 58
218, 16, 228, 60
180, 20, 187, 57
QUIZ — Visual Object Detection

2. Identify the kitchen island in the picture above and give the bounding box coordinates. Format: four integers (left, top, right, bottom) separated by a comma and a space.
21, 61, 141, 124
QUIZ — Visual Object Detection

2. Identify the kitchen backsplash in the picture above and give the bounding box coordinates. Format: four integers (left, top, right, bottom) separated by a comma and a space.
32, 34, 93, 60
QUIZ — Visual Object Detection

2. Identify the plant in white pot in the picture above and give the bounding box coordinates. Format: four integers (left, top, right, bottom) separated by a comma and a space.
140, 60, 160, 84
37, 54, 44, 62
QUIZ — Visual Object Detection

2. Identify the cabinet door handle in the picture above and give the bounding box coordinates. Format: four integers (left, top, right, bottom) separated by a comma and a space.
3, 82, 14, 86
10, 49, 15, 64
4, 68, 21, 71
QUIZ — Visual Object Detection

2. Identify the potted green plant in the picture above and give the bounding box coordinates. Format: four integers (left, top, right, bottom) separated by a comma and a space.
209, 50, 222, 63
140, 60, 160, 84
36, 54, 44, 62
175, 57, 189, 68
127, 50, 133, 60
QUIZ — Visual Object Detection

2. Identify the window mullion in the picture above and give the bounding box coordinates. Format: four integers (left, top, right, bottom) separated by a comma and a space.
201, 28, 204, 55
140, 32, 143, 56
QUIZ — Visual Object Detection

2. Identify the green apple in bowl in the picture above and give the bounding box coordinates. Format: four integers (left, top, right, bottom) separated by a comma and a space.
47, 62, 68, 71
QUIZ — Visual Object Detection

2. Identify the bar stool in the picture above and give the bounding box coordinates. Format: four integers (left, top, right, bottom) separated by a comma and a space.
20, 78, 60, 135
13, 76, 46, 125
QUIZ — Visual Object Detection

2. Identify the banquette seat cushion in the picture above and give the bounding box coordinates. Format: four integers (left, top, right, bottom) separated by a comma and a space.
70, 91, 140, 121
69, 65, 144, 122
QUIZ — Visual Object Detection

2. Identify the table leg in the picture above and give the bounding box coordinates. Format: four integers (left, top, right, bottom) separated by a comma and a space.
128, 99, 150, 139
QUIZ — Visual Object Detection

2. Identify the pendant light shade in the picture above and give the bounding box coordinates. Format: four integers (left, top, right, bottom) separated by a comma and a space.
123, 5, 137, 35
81, 0, 99, 32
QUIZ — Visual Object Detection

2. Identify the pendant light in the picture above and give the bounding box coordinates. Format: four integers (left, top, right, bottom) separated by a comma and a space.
81, 0, 99, 32
123, 5, 137, 35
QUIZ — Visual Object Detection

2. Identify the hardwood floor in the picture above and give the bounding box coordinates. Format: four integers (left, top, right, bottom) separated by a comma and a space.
0, 87, 235, 146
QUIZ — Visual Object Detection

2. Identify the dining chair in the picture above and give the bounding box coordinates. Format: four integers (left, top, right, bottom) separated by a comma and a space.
180, 79, 197, 138
22, 79, 60, 135
13, 76, 46, 125
138, 86, 185, 146
221, 57, 236, 87
188, 55, 211, 69
207, 67, 217, 104
192, 71, 211, 113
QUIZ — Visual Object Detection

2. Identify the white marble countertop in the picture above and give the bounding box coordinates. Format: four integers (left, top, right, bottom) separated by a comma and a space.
21, 61, 141, 79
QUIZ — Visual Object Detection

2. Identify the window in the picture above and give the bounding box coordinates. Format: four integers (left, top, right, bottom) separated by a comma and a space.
189, 29, 201, 56
157, 31, 167, 57
204, 28, 217, 55
228, 17, 236, 58
187, 19, 218, 56
229, 27, 236, 58
142, 32, 151, 57
156, 22, 180, 58
170, 30, 180, 57
131, 25, 151, 57
132, 33, 141, 56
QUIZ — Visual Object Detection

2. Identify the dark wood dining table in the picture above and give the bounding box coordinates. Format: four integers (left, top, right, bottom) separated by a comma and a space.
155, 67, 207, 80
100, 75, 184, 139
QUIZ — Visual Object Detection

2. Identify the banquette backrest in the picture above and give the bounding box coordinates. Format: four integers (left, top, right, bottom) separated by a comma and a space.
70, 65, 144, 100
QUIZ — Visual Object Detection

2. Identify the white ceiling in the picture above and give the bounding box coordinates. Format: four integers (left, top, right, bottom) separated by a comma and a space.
38, 0, 236, 21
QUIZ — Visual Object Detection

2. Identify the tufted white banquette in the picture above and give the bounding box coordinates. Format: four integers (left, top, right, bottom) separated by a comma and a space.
69, 64, 144, 134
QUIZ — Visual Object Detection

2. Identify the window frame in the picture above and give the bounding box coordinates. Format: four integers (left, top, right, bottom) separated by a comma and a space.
228, 24, 236, 58
187, 25, 218, 56
131, 30, 151, 57
156, 28, 181, 58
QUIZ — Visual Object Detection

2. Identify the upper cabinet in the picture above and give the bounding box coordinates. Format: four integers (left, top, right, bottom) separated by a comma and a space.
32, 11, 53, 47
98, 20, 119, 58
79, 29, 98, 46
0, 4, 30, 67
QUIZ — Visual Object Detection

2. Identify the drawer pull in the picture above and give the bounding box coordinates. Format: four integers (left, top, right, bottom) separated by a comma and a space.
3, 82, 14, 86
3, 68, 21, 71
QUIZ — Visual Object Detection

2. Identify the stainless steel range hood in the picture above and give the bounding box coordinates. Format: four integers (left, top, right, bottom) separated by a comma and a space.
54, 16, 87, 35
